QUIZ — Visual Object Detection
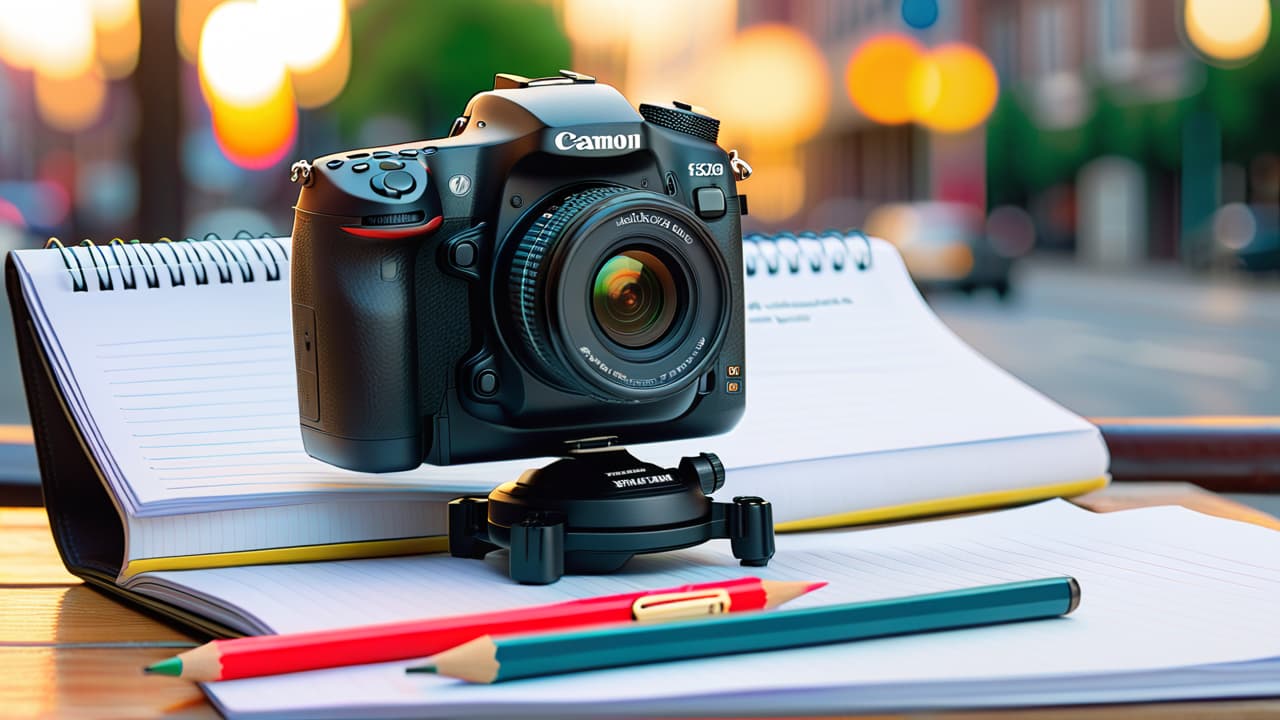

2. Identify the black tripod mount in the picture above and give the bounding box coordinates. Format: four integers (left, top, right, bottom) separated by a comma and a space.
447, 437, 775, 584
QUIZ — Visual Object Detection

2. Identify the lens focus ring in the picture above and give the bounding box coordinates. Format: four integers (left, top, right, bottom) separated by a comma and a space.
509, 186, 632, 390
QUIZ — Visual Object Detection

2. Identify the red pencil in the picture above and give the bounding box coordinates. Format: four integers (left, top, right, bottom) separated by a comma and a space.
144, 576, 825, 682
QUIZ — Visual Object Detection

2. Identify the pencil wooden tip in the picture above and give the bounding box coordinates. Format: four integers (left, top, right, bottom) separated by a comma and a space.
760, 579, 828, 608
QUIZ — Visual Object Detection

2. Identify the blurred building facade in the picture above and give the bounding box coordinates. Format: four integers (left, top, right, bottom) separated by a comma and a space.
3, 0, 1279, 271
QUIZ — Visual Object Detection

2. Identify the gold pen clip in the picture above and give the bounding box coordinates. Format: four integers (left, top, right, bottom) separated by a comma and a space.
631, 589, 732, 623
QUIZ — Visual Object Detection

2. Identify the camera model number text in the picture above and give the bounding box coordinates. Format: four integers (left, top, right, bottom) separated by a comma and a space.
687, 162, 725, 178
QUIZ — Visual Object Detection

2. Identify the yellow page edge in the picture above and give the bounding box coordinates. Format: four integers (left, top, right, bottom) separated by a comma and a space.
120, 535, 449, 581
776, 475, 1111, 532
119, 476, 1109, 578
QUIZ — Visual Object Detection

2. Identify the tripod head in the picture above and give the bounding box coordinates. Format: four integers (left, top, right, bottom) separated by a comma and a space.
448, 437, 775, 584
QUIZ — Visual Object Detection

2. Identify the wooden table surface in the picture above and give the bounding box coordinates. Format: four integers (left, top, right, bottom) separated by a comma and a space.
3, 482, 1279, 719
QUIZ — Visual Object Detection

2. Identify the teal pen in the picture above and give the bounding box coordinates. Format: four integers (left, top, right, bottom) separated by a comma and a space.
408, 576, 1081, 683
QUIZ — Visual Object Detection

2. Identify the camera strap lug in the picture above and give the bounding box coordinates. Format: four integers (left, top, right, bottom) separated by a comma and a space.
289, 159, 313, 185
728, 150, 752, 181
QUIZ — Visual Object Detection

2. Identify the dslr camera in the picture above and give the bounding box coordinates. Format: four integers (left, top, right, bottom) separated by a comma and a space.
290, 71, 749, 472
290, 71, 773, 583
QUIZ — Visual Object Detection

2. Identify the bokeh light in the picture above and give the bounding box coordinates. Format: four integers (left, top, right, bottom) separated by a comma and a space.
287, 12, 352, 108
34, 64, 108, 132
909, 43, 998, 133
76, 161, 139, 225
562, 0, 632, 50
901, 0, 939, 30
198, 1, 290, 107
260, 0, 346, 75
1213, 203, 1257, 250
740, 148, 805, 222
208, 84, 298, 170
260, 0, 347, 73
0, 1, 42, 70
986, 205, 1037, 257
846, 33, 925, 125
708, 23, 829, 146
198, 0, 298, 168
1183, 0, 1271, 65
91, 0, 140, 79
0, 0, 97, 78
0, 197, 25, 227
177, 0, 224, 63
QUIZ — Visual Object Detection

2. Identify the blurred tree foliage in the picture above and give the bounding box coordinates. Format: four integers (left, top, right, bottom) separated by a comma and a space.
1201, 12, 1280, 162
989, 0, 1280, 208
334, 0, 571, 140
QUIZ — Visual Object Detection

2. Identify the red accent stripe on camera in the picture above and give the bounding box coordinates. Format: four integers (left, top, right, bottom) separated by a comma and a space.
342, 215, 443, 239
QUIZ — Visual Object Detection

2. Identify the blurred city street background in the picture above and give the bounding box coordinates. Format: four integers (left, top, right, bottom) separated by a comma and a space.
2, 0, 1278, 431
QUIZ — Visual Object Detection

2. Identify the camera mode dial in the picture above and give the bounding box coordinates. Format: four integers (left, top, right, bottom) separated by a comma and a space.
639, 101, 720, 144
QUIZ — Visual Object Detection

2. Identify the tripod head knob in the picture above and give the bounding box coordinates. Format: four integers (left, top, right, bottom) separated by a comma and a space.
679, 452, 725, 496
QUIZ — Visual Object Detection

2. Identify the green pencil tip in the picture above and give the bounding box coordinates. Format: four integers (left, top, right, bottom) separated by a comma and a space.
406, 665, 438, 674
145, 657, 183, 677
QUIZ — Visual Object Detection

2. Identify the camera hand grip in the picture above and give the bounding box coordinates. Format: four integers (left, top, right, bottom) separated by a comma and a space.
291, 211, 422, 472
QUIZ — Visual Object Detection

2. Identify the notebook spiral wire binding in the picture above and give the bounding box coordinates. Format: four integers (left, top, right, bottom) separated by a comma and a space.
44, 232, 288, 292
742, 229, 872, 277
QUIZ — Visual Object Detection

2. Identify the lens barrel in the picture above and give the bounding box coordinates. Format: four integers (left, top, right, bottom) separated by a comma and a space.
507, 186, 729, 401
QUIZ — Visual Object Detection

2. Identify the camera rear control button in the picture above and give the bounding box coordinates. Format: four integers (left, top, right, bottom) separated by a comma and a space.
379, 160, 405, 170
351, 162, 370, 173
383, 170, 416, 193
474, 369, 499, 397
725, 378, 743, 394
347, 152, 369, 159
373, 150, 393, 158
325, 159, 343, 169
369, 175, 401, 199
451, 240, 478, 269
398, 148, 418, 157
694, 187, 726, 219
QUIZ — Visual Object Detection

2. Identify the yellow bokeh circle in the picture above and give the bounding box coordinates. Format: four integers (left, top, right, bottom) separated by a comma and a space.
1184, 0, 1270, 64
908, 43, 998, 133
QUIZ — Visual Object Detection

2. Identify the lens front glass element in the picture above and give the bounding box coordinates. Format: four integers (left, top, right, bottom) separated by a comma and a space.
591, 249, 679, 349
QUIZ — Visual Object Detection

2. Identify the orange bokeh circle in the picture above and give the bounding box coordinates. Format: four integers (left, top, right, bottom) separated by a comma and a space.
708, 23, 830, 145
845, 34, 925, 125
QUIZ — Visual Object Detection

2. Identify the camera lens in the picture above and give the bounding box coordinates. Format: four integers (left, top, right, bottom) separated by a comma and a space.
591, 250, 679, 349
505, 186, 730, 401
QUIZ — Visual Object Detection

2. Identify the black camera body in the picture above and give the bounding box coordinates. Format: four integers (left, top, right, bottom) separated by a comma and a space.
290, 71, 748, 472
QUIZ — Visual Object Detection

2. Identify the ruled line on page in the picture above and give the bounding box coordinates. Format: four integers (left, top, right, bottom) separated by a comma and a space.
96, 331, 291, 347
96, 344, 287, 359
104, 357, 293, 373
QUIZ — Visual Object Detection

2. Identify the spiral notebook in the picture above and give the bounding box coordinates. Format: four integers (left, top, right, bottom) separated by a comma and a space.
5, 232, 1107, 636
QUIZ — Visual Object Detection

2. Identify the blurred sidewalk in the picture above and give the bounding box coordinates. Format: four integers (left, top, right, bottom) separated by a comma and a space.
1014, 255, 1280, 326
933, 257, 1280, 419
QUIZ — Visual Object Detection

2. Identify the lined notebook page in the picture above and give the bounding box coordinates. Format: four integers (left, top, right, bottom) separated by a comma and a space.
183, 501, 1280, 717
10, 242, 508, 517
682, 237, 1100, 468
11, 236, 1103, 517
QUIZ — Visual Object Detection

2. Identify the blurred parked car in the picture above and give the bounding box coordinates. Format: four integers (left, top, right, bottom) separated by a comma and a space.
864, 202, 1032, 299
